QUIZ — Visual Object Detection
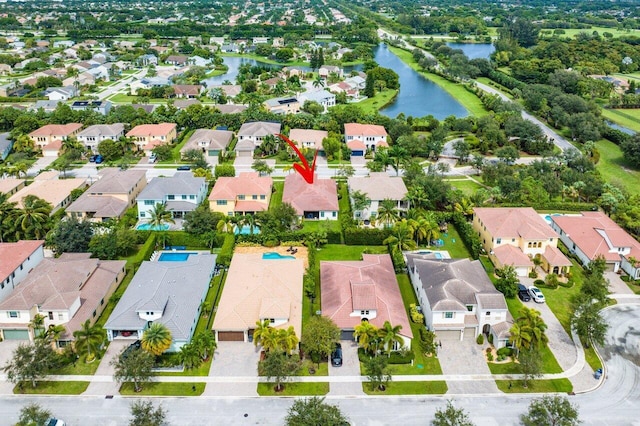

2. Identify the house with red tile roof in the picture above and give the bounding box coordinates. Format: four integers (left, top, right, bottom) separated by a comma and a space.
551, 211, 640, 278
473, 207, 571, 277
282, 173, 338, 220
321, 254, 412, 346
344, 123, 388, 155
172, 84, 203, 98
0, 240, 45, 305
208, 172, 272, 216
29, 123, 83, 157
126, 123, 177, 155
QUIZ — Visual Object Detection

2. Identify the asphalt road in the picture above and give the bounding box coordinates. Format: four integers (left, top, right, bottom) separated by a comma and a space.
0, 304, 637, 425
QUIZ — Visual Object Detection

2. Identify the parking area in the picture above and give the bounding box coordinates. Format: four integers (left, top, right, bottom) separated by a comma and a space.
328, 340, 364, 396
438, 337, 500, 394
203, 342, 260, 396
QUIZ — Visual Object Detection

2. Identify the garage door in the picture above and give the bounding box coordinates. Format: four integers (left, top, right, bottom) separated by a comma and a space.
340, 329, 354, 341
351, 150, 364, 157
208, 149, 219, 157
3, 329, 29, 340
436, 330, 460, 341
217, 331, 245, 341
236, 150, 252, 157
463, 327, 477, 342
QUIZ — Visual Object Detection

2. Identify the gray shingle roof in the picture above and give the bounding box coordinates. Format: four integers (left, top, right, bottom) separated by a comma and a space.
77, 124, 124, 138
238, 121, 281, 138
104, 254, 216, 341
137, 172, 204, 201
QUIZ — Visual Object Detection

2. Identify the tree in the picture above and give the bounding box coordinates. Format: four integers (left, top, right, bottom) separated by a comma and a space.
17, 402, 52, 426
49, 217, 93, 255
98, 139, 123, 161
301, 316, 341, 366
13, 195, 52, 240
141, 323, 172, 356
259, 351, 301, 392
178, 343, 202, 370
432, 400, 475, 426
377, 199, 400, 228
301, 100, 323, 116
572, 300, 608, 349
253, 319, 273, 350
73, 319, 105, 362
496, 145, 520, 165
521, 395, 581, 426
377, 321, 404, 355
216, 216, 235, 234
4, 340, 58, 388
0, 192, 18, 242
363, 355, 391, 391
354, 321, 378, 354
129, 400, 167, 426
510, 307, 548, 353
252, 159, 273, 176
112, 347, 155, 392
285, 397, 349, 426
495, 265, 518, 298
453, 139, 471, 163
183, 204, 221, 237
214, 164, 236, 178
518, 348, 543, 387
29, 314, 45, 339
384, 222, 417, 254
146, 202, 175, 248
192, 331, 216, 360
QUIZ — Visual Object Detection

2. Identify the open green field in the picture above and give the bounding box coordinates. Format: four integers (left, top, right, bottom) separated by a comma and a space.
447, 178, 483, 195
351, 89, 398, 114
14, 381, 90, 395
257, 382, 329, 396
595, 139, 640, 196
316, 244, 388, 262
601, 108, 640, 132
387, 46, 488, 117
363, 380, 447, 395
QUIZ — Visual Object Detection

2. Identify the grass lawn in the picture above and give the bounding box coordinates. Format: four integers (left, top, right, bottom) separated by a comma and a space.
169, 129, 194, 162
439, 224, 472, 259
257, 382, 329, 396
269, 182, 284, 209
387, 46, 487, 117
157, 357, 213, 377
14, 381, 89, 395
301, 220, 341, 233
52, 354, 102, 376
595, 139, 640, 196
362, 380, 447, 395
107, 93, 139, 103
316, 244, 388, 261
447, 178, 483, 196
298, 359, 329, 376
119, 382, 205, 396
541, 26, 640, 39
352, 89, 398, 114
601, 108, 640, 132
539, 259, 583, 334
495, 379, 573, 393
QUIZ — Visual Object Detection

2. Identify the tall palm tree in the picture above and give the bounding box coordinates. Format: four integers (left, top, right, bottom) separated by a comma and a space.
516, 307, 549, 350
276, 326, 299, 355
0, 193, 18, 242
453, 197, 475, 218
178, 343, 202, 370
141, 322, 173, 356
253, 319, 273, 349
240, 214, 260, 235
351, 190, 371, 223
217, 216, 235, 234
377, 199, 400, 228
73, 320, 105, 362
354, 321, 378, 355
415, 217, 440, 247
192, 331, 217, 360
378, 321, 404, 355
388, 145, 408, 176
29, 314, 46, 339
45, 324, 66, 348
383, 222, 417, 254
117, 136, 136, 156
406, 186, 429, 210
312, 75, 325, 88
14, 195, 52, 240
146, 202, 175, 230
259, 327, 280, 353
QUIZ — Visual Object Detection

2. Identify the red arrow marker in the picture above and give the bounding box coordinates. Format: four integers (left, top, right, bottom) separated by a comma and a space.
277, 133, 317, 184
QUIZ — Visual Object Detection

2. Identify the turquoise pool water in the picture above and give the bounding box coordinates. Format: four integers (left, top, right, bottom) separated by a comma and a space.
137, 223, 170, 231
235, 224, 261, 235
262, 252, 295, 260
158, 252, 196, 261
417, 251, 443, 259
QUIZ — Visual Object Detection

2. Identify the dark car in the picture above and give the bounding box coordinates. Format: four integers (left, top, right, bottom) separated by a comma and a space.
89, 155, 97, 162
177, 165, 191, 171
121, 340, 141, 359
331, 343, 343, 367
518, 284, 531, 302
94, 155, 103, 164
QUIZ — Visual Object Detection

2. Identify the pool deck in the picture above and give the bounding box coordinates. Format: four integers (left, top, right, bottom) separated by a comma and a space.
134, 219, 184, 231
152, 249, 211, 262
233, 245, 309, 268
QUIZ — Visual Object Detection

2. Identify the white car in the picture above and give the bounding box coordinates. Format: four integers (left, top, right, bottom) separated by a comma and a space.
45, 418, 66, 426
148, 154, 157, 164
528, 286, 545, 303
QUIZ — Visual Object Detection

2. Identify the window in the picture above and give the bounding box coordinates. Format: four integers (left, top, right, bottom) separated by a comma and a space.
140, 212, 145, 217
182, 195, 187, 200
466, 305, 473, 312
168, 195, 175, 200
252, 195, 257, 200
189, 195, 195, 200
8, 311, 18, 318
444, 312, 453, 319
360, 310, 369, 315
144, 200, 154, 205
58, 313, 64, 320
268, 318, 275, 324
260, 195, 265, 200
19, 264, 23, 270
486, 311, 491, 316
100, 298, 104, 306
92, 310, 97, 318
216, 200, 227, 205
321, 212, 325, 217
238, 195, 245, 200
496, 238, 501, 244
48, 312, 53, 320
332, 212, 337, 217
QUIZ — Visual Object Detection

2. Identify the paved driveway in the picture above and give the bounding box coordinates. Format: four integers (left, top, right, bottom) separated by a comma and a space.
83, 339, 131, 396
0, 339, 24, 393
605, 272, 635, 295
204, 342, 260, 396
328, 340, 364, 395
26, 156, 56, 177
437, 338, 500, 394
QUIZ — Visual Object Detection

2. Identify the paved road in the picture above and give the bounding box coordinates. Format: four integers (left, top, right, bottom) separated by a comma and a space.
96, 68, 146, 101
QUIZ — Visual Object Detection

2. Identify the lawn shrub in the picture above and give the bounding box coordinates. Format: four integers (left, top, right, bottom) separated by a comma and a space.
216, 233, 236, 265
534, 279, 545, 287
497, 347, 513, 357
344, 227, 392, 245
488, 333, 494, 344
388, 350, 415, 364
164, 231, 208, 248
476, 334, 484, 345
326, 230, 342, 244
497, 202, 595, 212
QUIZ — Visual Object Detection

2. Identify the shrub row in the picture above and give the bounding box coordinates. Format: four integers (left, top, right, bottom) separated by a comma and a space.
449, 212, 482, 259
496, 202, 597, 212
356, 348, 414, 365
165, 231, 209, 248
216, 233, 236, 266
344, 227, 392, 245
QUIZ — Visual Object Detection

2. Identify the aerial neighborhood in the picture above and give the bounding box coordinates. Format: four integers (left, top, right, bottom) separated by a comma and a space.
0, 0, 638, 424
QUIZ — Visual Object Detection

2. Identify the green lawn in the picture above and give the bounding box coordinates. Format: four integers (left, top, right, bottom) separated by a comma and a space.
14, 381, 90, 395
269, 182, 284, 209
351, 89, 399, 114
119, 382, 206, 396
601, 108, 640, 132
257, 382, 329, 396
362, 380, 447, 395
316, 244, 388, 261
539, 259, 583, 335
447, 178, 483, 196
51, 354, 102, 376
495, 379, 573, 393
301, 220, 341, 233
387, 46, 488, 117
438, 224, 472, 259
540, 26, 640, 39
595, 139, 640, 196
298, 359, 329, 376
486, 344, 562, 375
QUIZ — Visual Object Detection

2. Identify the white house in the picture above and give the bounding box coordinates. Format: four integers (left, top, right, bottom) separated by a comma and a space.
0, 241, 45, 304
77, 124, 125, 152
137, 172, 207, 220
344, 123, 388, 152
299, 89, 336, 112
348, 173, 409, 222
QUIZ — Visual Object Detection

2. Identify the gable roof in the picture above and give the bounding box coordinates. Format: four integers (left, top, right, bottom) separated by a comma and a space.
474, 207, 558, 240
493, 244, 534, 267
237, 121, 281, 138
288, 128, 328, 150
282, 173, 338, 215
138, 172, 204, 200
0, 177, 24, 194
9, 177, 86, 209
321, 254, 412, 338
126, 123, 176, 138
209, 172, 272, 201
85, 168, 146, 194
182, 129, 234, 152
29, 123, 83, 138
348, 173, 408, 201
77, 123, 125, 138
344, 122, 387, 137
0, 240, 44, 280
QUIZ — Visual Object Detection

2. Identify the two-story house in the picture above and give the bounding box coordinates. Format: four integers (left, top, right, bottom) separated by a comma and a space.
166, 55, 188, 66
0, 240, 45, 305
0, 253, 126, 343
235, 121, 281, 158
0, 132, 13, 161
299, 90, 336, 112
29, 123, 83, 157
318, 65, 343, 79
406, 254, 511, 348
348, 173, 409, 223
264, 97, 300, 115
70, 100, 112, 115
473, 207, 572, 277
66, 168, 147, 222
344, 123, 388, 155
126, 123, 177, 155
282, 173, 338, 221
208, 172, 272, 216
289, 128, 328, 151
9, 171, 87, 214
181, 128, 234, 158
77, 124, 125, 152
137, 172, 207, 220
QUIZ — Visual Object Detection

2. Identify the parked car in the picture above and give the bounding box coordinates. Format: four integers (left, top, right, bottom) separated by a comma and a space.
528, 286, 545, 303
518, 284, 531, 302
121, 340, 141, 359
331, 343, 343, 367
89, 155, 97, 162
177, 165, 191, 171
148, 154, 157, 163
45, 418, 66, 426
94, 155, 103, 164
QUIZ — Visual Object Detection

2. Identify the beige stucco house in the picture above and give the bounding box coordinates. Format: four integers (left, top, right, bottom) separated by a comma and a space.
208, 172, 272, 216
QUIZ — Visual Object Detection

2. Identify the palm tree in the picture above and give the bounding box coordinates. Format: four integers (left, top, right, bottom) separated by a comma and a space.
406, 186, 429, 210
146, 202, 175, 247
388, 145, 408, 176
141, 322, 173, 356
273, 80, 286, 95
276, 326, 299, 354
60, 136, 83, 156
73, 320, 105, 362
415, 217, 440, 247
259, 327, 280, 353
117, 136, 136, 156
453, 197, 475, 218
29, 314, 46, 339
46, 324, 66, 348
351, 190, 371, 223
253, 319, 273, 349
14, 195, 52, 240
378, 321, 404, 355
377, 199, 400, 228
199, 301, 211, 318
240, 214, 260, 235
312, 75, 325, 88
354, 321, 378, 355
178, 343, 202, 370
383, 222, 418, 254
516, 307, 549, 350
192, 331, 217, 360
216, 216, 235, 234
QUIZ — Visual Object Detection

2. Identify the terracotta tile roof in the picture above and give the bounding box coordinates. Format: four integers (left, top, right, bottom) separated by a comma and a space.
143, 139, 165, 150
543, 245, 572, 266
0, 178, 25, 194
347, 139, 366, 150
0, 240, 44, 280
348, 173, 408, 202
29, 123, 82, 138
344, 123, 388, 137
474, 207, 558, 240
9, 177, 86, 210
493, 244, 534, 267
282, 173, 338, 215
209, 172, 272, 201
213, 253, 303, 338
320, 254, 412, 339
173, 85, 202, 96
126, 123, 176, 138
42, 139, 63, 152
288, 128, 328, 150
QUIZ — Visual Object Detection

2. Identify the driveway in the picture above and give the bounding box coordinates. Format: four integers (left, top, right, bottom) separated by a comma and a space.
0, 340, 23, 393
437, 338, 500, 394
82, 339, 131, 396
26, 156, 56, 177
328, 340, 364, 395
605, 271, 635, 295
203, 342, 260, 396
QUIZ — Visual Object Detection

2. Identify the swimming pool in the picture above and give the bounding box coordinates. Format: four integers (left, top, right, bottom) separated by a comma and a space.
136, 223, 170, 231
262, 252, 295, 260
235, 225, 261, 235
158, 252, 197, 261
416, 251, 443, 259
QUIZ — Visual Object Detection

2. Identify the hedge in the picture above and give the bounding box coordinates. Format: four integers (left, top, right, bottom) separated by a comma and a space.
344, 227, 392, 245
326, 230, 342, 244
601, 126, 631, 146
216, 233, 236, 266
357, 348, 414, 364
496, 202, 597, 212
131, 233, 156, 270
164, 231, 208, 248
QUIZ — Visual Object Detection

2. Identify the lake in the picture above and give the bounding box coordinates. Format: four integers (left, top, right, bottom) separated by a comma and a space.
446, 42, 495, 60
606, 121, 635, 135
374, 44, 468, 119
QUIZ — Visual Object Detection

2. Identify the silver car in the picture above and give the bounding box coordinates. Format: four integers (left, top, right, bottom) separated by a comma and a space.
528, 286, 545, 303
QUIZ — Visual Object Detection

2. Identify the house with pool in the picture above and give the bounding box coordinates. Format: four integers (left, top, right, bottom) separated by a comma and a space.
208, 172, 272, 216
347, 173, 409, 223
104, 251, 216, 351
213, 252, 303, 342
282, 173, 338, 221
136, 172, 207, 223
9, 171, 87, 215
